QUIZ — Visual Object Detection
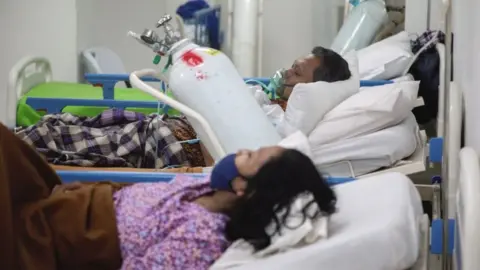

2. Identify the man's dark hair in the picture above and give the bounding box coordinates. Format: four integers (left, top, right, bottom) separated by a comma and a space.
225, 149, 337, 251
311, 46, 351, 82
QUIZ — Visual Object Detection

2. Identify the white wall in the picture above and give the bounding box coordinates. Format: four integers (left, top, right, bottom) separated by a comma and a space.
76, 0, 167, 74
312, 0, 343, 48
0, 0, 78, 83
76, 0, 332, 77
0, 0, 78, 125
452, 0, 480, 154
259, 0, 314, 76
223, 0, 341, 77
76, 0, 216, 75
0, 0, 341, 90
406, 0, 445, 34
261, 0, 346, 76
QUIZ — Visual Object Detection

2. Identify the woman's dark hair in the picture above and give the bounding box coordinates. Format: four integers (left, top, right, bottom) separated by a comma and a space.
225, 149, 337, 251
311, 46, 351, 83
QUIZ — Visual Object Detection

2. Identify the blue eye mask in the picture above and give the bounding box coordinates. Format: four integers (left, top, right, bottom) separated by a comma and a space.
210, 154, 240, 191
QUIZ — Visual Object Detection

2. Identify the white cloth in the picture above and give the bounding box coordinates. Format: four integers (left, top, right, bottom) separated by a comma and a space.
309, 80, 419, 145
312, 113, 419, 177
393, 74, 415, 82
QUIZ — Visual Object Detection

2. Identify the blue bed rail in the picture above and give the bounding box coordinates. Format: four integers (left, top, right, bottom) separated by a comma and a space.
25, 73, 393, 114
57, 170, 355, 186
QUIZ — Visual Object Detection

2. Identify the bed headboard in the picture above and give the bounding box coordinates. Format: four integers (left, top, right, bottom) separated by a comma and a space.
5, 56, 52, 128
8, 56, 52, 99
455, 147, 480, 269
436, 43, 446, 138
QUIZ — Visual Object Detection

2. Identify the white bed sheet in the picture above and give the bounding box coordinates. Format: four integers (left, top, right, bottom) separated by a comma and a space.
312, 113, 419, 177
212, 172, 423, 270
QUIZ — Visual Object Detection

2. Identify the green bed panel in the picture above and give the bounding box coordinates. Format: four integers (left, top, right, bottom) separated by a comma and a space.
17, 82, 178, 126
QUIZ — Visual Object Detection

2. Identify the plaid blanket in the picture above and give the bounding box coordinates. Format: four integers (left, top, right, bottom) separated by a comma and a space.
16, 109, 195, 168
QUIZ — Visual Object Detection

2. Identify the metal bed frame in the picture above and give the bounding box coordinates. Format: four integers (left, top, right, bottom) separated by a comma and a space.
24, 73, 392, 114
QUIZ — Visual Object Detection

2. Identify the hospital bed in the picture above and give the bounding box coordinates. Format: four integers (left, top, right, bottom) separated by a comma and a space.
212, 172, 430, 270
208, 147, 480, 270
8, 56, 177, 127
9, 54, 430, 179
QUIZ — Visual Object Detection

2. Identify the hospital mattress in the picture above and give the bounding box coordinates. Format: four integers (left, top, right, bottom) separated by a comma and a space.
313, 113, 420, 177
213, 172, 423, 270
17, 82, 175, 126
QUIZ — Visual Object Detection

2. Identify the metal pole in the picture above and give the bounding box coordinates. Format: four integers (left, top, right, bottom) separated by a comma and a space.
441, 0, 453, 268
257, 0, 264, 77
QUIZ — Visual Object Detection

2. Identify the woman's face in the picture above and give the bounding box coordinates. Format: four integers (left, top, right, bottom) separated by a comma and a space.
230, 146, 284, 196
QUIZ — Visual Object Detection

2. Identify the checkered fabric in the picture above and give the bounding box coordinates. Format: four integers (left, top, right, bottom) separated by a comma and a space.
16, 109, 191, 168
411, 30, 445, 54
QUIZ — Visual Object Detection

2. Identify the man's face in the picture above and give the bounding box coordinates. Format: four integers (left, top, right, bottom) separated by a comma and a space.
281, 54, 321, 99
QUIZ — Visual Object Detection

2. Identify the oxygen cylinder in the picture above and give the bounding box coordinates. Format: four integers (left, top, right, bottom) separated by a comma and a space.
331, 0, 388, 55
128, 15, 282, 160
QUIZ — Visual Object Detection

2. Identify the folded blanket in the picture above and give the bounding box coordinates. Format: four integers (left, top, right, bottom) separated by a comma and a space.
16, 109, 204, 168
0, 123, 123, 270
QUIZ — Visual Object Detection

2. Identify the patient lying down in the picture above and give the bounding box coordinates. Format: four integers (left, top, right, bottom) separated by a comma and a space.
18, 46, 351, 171
0, 124, 336, 270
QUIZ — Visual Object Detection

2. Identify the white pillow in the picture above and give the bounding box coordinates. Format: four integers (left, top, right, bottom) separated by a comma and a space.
308, 81, 420, 145
279, 52, 360, 137
392, 74, 414, 82
357, 31, 414, 80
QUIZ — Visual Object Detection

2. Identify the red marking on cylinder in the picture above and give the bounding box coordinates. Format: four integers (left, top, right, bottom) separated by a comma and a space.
182, 50, 203, 67
92, 83, 103, 88
195, 70, 207, 81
